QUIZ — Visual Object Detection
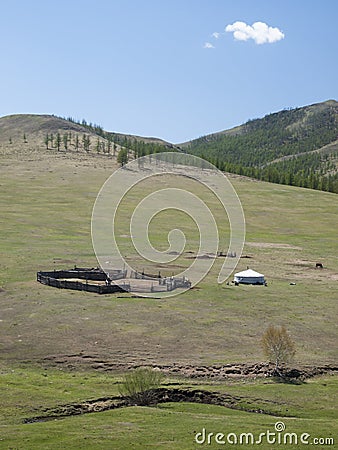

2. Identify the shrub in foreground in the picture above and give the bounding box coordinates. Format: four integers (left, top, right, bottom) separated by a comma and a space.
119, 367, 164, 406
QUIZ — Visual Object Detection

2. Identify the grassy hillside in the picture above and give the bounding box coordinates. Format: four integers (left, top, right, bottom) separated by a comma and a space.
0, 113, 124, 156
181, 100, 338, 192
0, 144, 337, 367
0, 113, 179, 168
1, 100, 337, 192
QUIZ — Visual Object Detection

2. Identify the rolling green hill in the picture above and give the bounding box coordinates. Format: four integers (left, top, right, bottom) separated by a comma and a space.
0, 113, 177, 157
181, 100, 338, 193
1, 100, 337, 192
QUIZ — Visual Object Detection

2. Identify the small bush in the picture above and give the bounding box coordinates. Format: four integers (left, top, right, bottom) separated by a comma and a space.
119, 367, 164, 406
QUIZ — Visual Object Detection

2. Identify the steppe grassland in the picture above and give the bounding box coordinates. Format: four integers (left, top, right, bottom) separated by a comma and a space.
0, 366, 336, 450
0, 145, 337, 366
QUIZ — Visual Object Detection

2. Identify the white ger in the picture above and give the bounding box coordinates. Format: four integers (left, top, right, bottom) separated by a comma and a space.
234, 268, 265, 285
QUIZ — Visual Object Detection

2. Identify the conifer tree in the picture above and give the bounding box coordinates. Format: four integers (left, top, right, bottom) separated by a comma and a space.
82, 134, 91, 152
75, 135, 79, 151
56, 133, 61, 151
63, 134, 69, 150
44, 134, 49, 149
96, 138, 100, 153
82, 134, 86, 151
117, 148, 128, 166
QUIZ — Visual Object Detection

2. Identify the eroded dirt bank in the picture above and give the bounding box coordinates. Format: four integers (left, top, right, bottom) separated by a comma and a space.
23, 387, 292, 423
42, 354, 337, 380
22, 357, 337, 424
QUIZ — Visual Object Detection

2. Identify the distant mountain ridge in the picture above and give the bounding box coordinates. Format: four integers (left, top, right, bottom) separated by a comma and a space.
0, 100, 337, 192
181, 100, 338, 193
181, 100, 338, 144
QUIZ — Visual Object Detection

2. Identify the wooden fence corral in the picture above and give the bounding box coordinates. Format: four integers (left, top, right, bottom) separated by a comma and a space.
130, 270, 162, 280
37, 268, 129, 294
38, 267, 127, 281
37, 267, 191, 294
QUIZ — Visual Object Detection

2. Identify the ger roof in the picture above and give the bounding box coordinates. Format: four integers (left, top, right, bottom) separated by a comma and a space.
234, 269, 264, 277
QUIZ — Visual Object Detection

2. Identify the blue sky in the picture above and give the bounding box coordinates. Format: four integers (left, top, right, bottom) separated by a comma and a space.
0, 0, 337, 143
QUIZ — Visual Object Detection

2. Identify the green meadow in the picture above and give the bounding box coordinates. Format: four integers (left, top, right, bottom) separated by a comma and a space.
0, 366, 336, 449
0, 145, 337, 448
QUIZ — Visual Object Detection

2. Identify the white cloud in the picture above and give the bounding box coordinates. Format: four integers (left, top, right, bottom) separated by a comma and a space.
212, 32, 221, 39
225, 21, 284, 44
203, 42, 215, 49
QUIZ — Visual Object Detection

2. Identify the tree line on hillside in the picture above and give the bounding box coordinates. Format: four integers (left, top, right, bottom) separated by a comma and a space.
52, 112, 338, 193
112, 136, 175, 158
217, 154, 338, 193
186, 105, 338, 193
55, 115, 105, 137
188, 107, 337, 165
43, 131, 118, 155
42, 130, 172, 162
56, 115, 176, 157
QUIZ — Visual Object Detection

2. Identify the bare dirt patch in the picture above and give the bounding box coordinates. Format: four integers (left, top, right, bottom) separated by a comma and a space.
246, 242, 302, 250
286, 259, 338, 280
